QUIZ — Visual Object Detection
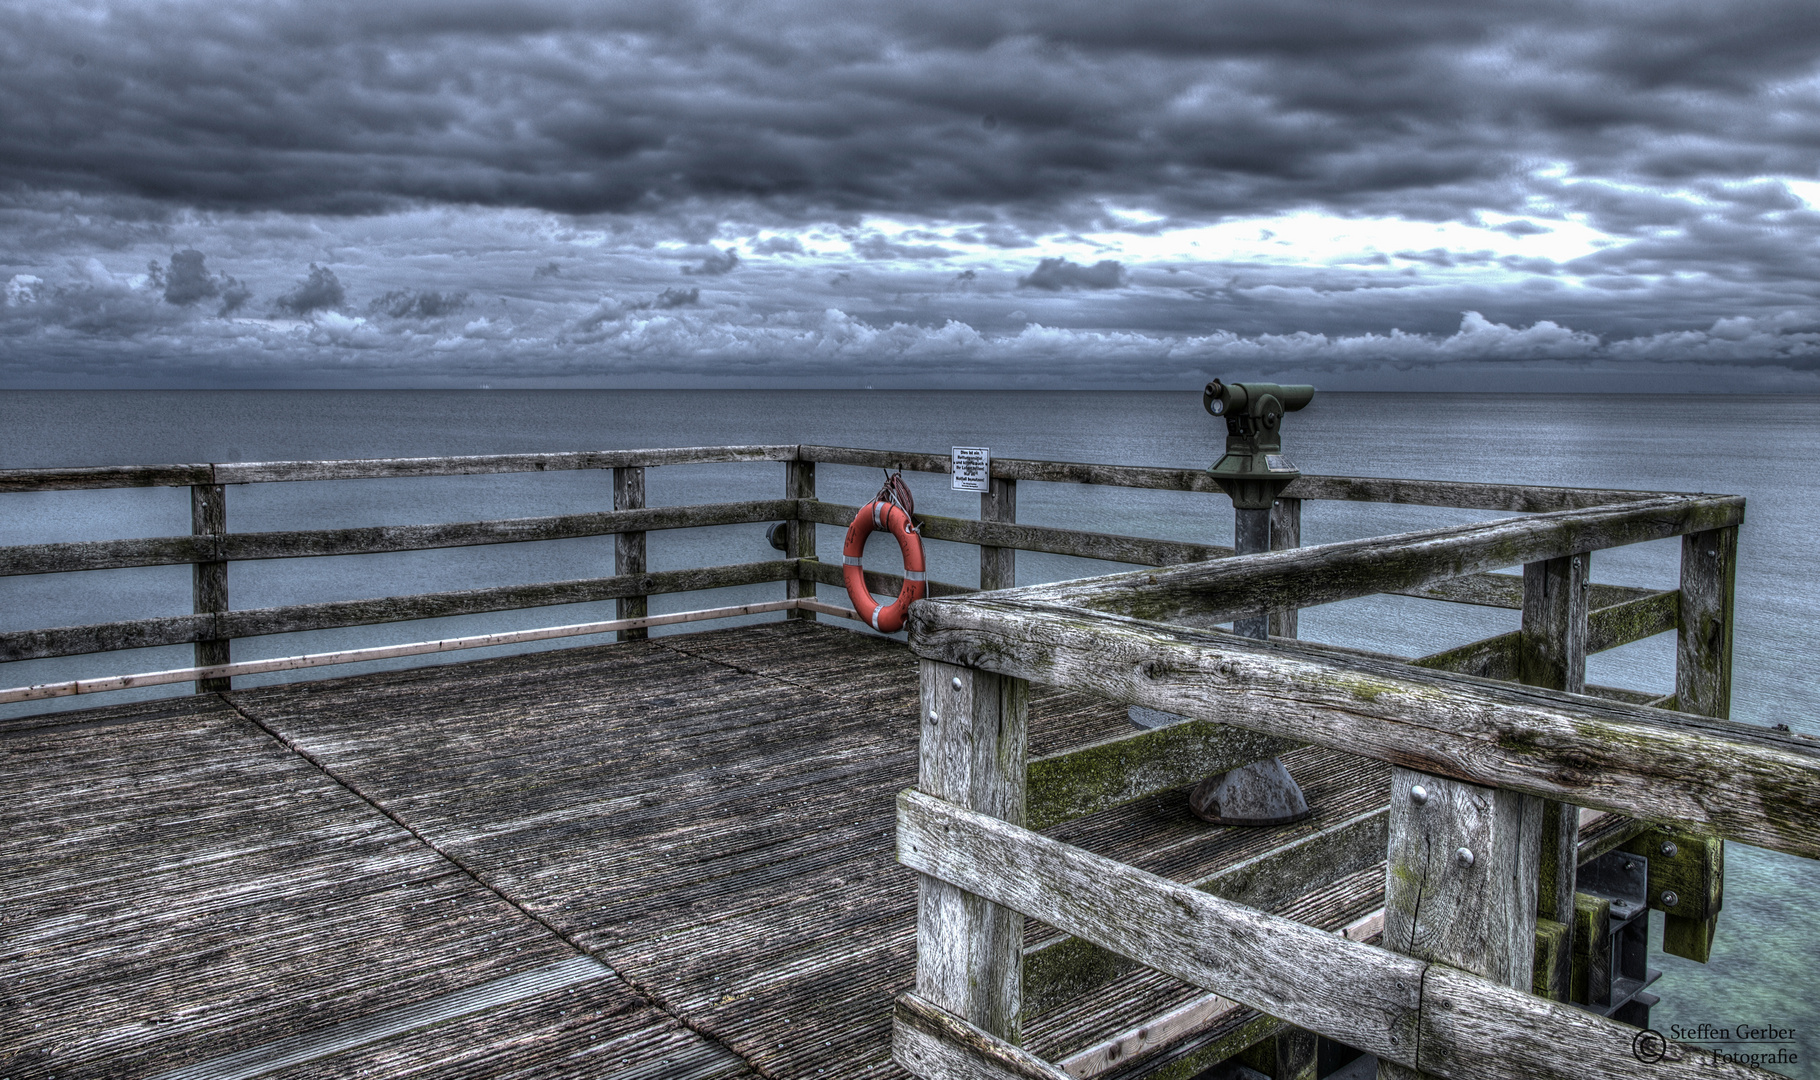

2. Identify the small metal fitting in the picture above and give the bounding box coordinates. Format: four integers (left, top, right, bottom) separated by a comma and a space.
927, 710, 939, 722
951, 676, 962, 689
1409, 785, 1429, 804
1456, 847, 1475, 867
1661, 840, 1678, 858
1661, 890, 1680, 908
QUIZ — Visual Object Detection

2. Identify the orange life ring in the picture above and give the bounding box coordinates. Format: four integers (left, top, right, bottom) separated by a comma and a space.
843, 499, 926, 633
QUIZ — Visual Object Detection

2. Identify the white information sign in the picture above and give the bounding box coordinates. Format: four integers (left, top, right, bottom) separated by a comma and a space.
951, 447, 991, 492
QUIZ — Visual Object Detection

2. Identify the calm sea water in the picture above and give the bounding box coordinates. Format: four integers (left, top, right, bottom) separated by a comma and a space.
2, 389, 1816, 1075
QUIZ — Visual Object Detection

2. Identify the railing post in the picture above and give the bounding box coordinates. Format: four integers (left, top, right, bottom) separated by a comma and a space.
1266, 496, 1315, 1080
1520, 551, 1590, 1001
1379, 769, 1542, 1080
1676, 527, 1736, 719
1668, 525, 1736, 958
1269, 496, 1300, 638
915, 658, 1027, 1042
614, 466, 647, 641
191, 478, 230, 693
786, 458, 817, 620
979, 476, 1016, 591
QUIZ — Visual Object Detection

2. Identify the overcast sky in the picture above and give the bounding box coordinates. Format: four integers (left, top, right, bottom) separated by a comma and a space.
4, 0, 1820, 389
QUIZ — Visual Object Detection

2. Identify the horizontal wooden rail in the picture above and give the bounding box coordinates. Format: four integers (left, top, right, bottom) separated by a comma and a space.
800, 445, 1672, 511
0, 599, 808, 704
907, 597, 1820, 860
0, 500, 794, 577
898, 790, 1773, 1080
1005, 494, 1743, 625
1410, 589, 1680, 681
1026, 719, 1296, 830
1022, 807, 1388, 1014
809, 501, 1235, 569
0, 560, 797, 662
0, 445, 798, 492
798, 559, 976, 601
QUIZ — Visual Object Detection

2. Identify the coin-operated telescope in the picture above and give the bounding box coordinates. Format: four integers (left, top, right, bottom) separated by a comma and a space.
1204, 380, 1315, 510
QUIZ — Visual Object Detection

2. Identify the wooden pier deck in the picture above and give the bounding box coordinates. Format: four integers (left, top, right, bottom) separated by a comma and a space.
3, 620, 1386, 1080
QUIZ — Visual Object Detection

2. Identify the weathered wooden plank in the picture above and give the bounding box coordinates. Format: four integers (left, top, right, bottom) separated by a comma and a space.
1517, 552, 1588, 1012
0, 462, 213, 491
893, 993, 1072, 1080
797, 446, 1669, 509
806, 501, 1234, 569
1004, 494, 1743, 625
901, 791, 1771, 1080
1022, 806, 1388, 1012
917, 659, 1028, 1041
1382, 770, 1541, 986
211, 445, 799, 484
191, 481, 231, 693
1586, 590, 1678, 655
1412, 632, 1520, 681
1269, 497, 1301, 638
905, 598, 1820, 860
1025, 719, 1297, 830
1414, 963, 1771, 1079
981, 477, 1017, 592
0, 447, 798, 491
785, 459, 817, 618
1677, 527, 1737, 720
899, 789, 1426, 1066
0, 560, 797, 661
799, 557, 975, 601
615, 466, 649, 642
0, 500, 796, 576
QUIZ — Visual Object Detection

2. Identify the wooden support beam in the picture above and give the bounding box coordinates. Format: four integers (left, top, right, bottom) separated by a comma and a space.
905, 598, 1820, 860
785, 460, 817, 620
190, 480, 230, 693
1025, 719, 1298, 830
916, 659, 1028, 1043
900, 790, 1773, 1080
980, 477, 1017, 591
1006, 494, 1743, 626
614, 467, 648, 641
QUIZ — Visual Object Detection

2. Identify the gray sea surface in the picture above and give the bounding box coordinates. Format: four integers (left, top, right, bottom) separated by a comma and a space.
2, 389, 1816, 1075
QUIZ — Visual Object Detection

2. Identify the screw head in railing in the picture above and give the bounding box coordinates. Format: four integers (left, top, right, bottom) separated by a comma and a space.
1456, 847, 1475, 867
1409, 785, 1429, 804
951, 677, 962, 690
1661, 890, 1680, 908
927, 710, 939, 722
1661, 840, 1678, 858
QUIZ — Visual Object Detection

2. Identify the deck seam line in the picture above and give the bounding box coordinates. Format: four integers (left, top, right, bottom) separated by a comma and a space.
218, 692, 777, 1080
652, 628, 845, 698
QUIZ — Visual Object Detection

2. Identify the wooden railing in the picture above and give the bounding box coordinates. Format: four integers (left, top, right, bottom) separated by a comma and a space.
1, 445, 1707, 711
890, 483, 1820, 1080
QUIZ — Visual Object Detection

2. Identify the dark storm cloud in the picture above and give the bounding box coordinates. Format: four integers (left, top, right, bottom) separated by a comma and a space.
1019, 258, 1126, 290
683, 248, 740, 276
367, 289, 469, 319
1, 0, 1814, 229
274, 264, 346, 315
653, 287, 700, 308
